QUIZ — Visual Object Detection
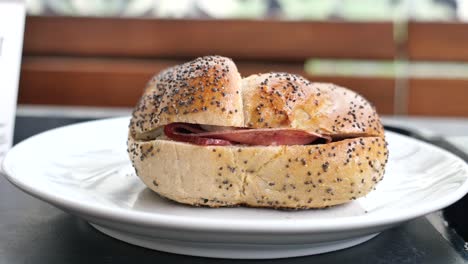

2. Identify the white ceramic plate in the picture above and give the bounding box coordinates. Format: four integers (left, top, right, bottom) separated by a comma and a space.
3, 117, 468, 259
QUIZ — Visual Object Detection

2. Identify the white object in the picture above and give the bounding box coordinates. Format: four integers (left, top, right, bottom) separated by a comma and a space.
197, 0, 268, 19
0, 1, 25, 171
152, 0, 198, 18
458, 0, 468, 21
2, 117, 468, 259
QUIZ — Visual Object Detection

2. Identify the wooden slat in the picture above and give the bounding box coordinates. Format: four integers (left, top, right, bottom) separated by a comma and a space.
19, 57, 169, 107
20, 56, 306, 78
306, 76, 395, 115
24, 16, 395, 61
18, 56, 395, 114
408, 22, 468, 61
408, 79, 468, 117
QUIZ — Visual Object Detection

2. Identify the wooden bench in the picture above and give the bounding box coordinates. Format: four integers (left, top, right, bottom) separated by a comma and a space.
18, 16, 468, 116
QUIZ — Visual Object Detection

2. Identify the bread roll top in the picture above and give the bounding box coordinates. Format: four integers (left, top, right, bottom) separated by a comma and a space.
129, 56, 243, 139
129, 56, 384, 140
241, 74, 384, 137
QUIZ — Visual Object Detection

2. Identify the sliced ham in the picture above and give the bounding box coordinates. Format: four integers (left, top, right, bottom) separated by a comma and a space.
164, 123, 331, 146
163, 123, 232, 146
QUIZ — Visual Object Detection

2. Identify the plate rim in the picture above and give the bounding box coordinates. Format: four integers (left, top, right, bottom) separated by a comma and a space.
3, 117, 468, 233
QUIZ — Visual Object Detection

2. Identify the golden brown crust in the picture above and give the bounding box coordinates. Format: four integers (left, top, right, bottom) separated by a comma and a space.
129, 57, 384, 139
129, 56, 243, 139
128, 136, 388, 209
241, 74, 384, 137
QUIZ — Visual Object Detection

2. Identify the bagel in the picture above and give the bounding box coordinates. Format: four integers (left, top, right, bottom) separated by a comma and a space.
127, 55, 388, 209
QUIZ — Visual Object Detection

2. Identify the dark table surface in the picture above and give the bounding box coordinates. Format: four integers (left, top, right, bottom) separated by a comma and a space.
1, 116, 467, 263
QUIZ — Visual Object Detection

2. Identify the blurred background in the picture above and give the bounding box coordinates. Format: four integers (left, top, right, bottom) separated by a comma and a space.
19, 0, 468, 117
